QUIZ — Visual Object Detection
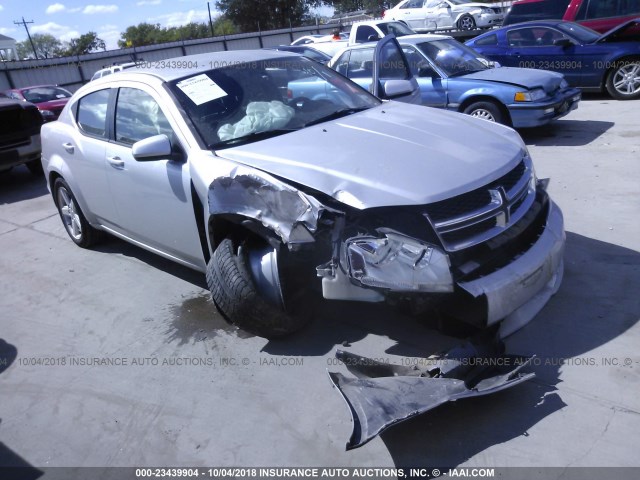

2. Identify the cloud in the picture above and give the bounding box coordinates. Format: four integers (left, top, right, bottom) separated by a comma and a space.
137, 0, 161, 5
82, 4, 118, 14
97, 24, 121, 50
149, 9, 210, 28
46, 3, 66, 14
31, 22, 80, 42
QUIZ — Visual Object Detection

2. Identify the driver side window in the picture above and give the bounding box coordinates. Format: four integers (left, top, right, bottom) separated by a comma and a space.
115, 88, 173, 146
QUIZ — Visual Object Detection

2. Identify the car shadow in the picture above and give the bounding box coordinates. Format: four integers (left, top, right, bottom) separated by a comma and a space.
520, 119, 614, 147
0, 339, 43, 478
0, 167, 48, 205
260, 232, 639, 463
92, 236, 207, 290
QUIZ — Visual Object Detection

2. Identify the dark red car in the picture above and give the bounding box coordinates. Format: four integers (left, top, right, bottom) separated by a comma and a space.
4, 85, 72, 122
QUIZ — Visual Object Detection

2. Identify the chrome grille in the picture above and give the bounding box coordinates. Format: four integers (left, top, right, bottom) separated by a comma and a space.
424, 155, 535, 252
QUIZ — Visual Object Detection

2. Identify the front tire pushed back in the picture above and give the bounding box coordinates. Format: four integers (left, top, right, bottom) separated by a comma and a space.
53, 177, 101, 248
207, 237, 307, 338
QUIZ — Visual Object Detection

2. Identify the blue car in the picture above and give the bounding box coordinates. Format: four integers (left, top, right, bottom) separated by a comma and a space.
327, 34, 581, 128
466, 19, 640, 100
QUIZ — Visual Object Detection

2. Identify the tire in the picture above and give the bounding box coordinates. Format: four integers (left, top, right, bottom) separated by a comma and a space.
26, 159, 43, 175
463, 101, 504, 124
53, 178, 102, 248
605, 58, 640, 100
206, 238, 308, 338
457, 14, 476, 31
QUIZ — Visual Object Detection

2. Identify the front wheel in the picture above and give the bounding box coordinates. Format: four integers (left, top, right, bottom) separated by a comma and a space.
457, 14, 476, 31
53, 178, 102, 248
605, 58, 640, 100
463, 101, 504, 124
206, 238, 308, 338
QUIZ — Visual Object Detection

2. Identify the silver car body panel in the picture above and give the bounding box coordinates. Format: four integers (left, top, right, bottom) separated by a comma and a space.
215, 101, 526, 209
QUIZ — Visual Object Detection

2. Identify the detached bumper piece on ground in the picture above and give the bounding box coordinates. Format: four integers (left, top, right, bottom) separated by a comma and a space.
328, 336, 535, 450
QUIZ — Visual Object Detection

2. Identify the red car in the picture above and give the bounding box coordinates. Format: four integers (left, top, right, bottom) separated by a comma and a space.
504, 0, 640, 33
4, 85, 72, 122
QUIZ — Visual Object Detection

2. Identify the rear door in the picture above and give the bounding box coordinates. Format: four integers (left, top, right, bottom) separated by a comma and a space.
397, 0, 428, 30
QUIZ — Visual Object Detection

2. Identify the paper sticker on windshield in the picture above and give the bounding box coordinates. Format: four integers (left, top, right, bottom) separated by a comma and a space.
176, 74, 227, 106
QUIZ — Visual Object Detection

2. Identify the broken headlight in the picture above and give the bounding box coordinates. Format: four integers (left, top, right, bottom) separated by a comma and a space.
345, 230, 453, 293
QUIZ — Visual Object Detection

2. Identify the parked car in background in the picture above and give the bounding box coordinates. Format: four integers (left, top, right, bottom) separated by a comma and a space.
327, 34, 581, 127
0, 97, 43, 174
4, 85, 72, 122
41, 46, 564, 342
90, 62, 138, 81
504, 0, 640, 34
466, 19, 640, 99
264, 45, 333, 64
384, 0, 505, 31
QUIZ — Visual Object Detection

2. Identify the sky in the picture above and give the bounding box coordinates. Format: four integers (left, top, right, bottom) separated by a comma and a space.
0, 1, 335, 51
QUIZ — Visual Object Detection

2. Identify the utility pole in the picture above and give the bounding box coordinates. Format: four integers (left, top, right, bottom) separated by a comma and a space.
13, 16, 38, 59
207, 2, 215, 37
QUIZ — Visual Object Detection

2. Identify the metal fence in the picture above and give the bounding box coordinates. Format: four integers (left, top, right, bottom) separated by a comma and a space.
0, 1, 513, 92
0, 23, 339, 92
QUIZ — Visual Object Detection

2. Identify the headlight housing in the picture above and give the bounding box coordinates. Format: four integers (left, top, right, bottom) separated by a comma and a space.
481, 7, 493, 13
514, 88, 547, 102
40, 109, 55, 120
345, 229, 453, 293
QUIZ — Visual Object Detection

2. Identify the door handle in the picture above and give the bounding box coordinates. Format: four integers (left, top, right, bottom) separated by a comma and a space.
63, 142, 74, 154
107, 156, 125, 169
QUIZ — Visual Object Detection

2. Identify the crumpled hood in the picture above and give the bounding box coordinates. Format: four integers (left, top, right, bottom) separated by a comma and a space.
459, 67, 564, 93
214, 102, 525, 209
455, 2, 494, 9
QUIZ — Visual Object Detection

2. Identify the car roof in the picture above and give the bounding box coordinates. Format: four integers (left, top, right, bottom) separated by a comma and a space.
104, 50, 301, 83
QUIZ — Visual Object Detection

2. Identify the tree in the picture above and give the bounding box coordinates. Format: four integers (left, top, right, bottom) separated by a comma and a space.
15, 33, 64, 59
63, 32, 106, 56
118, 23, 167, 48
327, 0, 393, 16
216, 0, 313, 32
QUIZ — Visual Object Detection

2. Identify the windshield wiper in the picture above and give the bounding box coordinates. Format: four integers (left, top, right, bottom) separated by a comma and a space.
449, 68, 486, 77
211, 128, 297, 149
303, 107, 370, 127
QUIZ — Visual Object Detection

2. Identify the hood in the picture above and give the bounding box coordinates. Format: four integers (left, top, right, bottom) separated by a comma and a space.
214, 102, 525, 209
596, 18, 640, 43
458, 67, 564, 93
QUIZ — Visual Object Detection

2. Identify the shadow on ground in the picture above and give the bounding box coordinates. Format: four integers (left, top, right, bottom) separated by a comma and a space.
0, 167, 48, 205
520, 119, 614, 147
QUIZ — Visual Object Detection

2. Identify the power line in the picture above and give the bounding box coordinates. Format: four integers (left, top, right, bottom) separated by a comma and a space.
13, 16, 38, 59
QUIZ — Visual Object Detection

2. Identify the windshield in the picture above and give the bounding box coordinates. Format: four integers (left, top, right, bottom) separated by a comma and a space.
449, 0, 475, 4
415, 39, 489, 77
556, 22, 600, 43
169, 57, 380, 149
22, 86, 72, 103
377, 21, 416, 37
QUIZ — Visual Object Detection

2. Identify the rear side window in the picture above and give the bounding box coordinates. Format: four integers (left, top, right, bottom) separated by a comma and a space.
347, 48, 374, 78
355, 25, 378, 43
504, 0, 571, 24
475, 34, 498, 46
576, 0, 640, 19
77, 89, 110, 138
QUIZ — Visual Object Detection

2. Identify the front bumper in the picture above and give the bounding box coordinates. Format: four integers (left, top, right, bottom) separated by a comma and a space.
476, 13, 504, 27
508, 88, 581, 128
458, 200, 565, 337
0, 134, 41, 171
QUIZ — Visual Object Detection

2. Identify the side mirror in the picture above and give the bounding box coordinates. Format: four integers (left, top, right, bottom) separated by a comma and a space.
367, 34, 380, 42
553, 38, 574, 48
383, 79, 415, 98
132, 134, 177, 162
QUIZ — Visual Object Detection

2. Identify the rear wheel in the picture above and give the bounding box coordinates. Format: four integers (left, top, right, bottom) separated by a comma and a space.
463, 101, 504, 124
605, 58, 640, 100
206, 237, 309, 338
53, 178, 102, 248
457, 14, 476, 31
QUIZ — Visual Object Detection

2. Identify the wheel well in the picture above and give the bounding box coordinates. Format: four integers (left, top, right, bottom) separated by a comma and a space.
459, 96, 512, 126
48, 171, 63, 199
208, 215, 279, 254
